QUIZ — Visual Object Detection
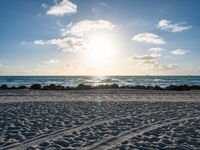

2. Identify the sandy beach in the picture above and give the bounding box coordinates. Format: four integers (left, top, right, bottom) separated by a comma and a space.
1, 0, 200, 149
1, 89, 200, 102
0, 89, 199, 150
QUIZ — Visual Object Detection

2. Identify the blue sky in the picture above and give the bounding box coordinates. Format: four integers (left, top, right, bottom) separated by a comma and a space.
0, 0, 200, 75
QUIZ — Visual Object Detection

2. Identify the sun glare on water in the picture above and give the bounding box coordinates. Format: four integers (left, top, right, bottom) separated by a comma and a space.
86, 32, 118, 68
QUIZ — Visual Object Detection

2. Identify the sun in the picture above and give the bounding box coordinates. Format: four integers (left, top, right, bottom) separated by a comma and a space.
86, 32, 118, 68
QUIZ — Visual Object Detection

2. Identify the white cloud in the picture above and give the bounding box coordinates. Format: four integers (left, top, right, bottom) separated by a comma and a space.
132, 54, 158, 61
153, 63, 178, 70
34, 40, 46, 45
157, 20, 192, 32
132, 32, 166, 44
44, 59, 60, 64
61, 20, 115, 37
131, 54, 159, 66
131, 48, 163, 62
150, 52, 162, 58
51, 37, 86, 52
34, 37, 86, 52
34, 19, 115, 52
46, 0, 77, 16
171, 49, 187, 55
149, 47, 164, 57
149, 47, 164, 52
142, 59, 157, 65
0, 63, 2, 67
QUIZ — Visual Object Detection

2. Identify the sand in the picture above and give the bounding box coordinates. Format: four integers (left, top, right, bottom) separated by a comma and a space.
0, 89, 199, 150
1, 89, 200, 102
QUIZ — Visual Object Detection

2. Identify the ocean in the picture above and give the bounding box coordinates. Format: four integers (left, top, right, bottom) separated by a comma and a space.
0, 76, 200, 88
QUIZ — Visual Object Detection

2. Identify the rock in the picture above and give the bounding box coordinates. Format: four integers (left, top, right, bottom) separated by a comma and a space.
30, 84, 41, 90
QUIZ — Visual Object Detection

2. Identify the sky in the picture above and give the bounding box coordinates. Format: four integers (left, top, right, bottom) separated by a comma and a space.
0, 0, 200, 75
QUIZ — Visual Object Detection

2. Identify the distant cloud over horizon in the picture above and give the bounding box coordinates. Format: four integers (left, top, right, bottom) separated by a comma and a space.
157, 20, 192, 32
153, 63, 178, 70
132, 32, 166, 44
131, 50, 161, 66
46, 0, 77, 16
131, 53, 178, 71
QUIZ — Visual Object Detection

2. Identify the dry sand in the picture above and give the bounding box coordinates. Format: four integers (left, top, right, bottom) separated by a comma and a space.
0, 89, 199, 150
1, 89, 200, 102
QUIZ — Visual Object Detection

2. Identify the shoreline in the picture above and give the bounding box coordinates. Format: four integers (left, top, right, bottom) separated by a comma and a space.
1, 89, 200, 103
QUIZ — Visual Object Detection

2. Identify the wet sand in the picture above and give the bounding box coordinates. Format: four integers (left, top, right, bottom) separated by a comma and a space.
0, 89, 199, 150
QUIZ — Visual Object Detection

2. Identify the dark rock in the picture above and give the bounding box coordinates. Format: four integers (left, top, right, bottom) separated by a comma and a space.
9, 86, 16, 89
76, 84, 92, 90
154, 85, 163, 90
17, 85, 27, 89
0, 84, 8, 89
110, 84, 119, 88
30, 84, 41, 90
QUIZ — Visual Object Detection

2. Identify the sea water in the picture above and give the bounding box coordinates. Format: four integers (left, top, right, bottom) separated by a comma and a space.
0, 76, 200, 88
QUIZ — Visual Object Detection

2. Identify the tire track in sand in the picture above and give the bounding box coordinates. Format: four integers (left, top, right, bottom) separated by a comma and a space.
1, 108, 194, 150
1, 116, 130, 150
1, 109, 164, 150
87, 116, 200, 150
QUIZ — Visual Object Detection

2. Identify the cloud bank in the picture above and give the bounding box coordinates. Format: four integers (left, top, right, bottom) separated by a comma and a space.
34, 19, 115, 52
